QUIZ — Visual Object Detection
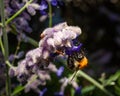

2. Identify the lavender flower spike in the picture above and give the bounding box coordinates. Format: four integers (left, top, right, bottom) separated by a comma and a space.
39, 22, 82, 58
10, 22, 82, 93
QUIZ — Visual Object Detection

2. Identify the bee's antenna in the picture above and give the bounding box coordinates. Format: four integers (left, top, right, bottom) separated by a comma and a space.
70, 69, 79, 82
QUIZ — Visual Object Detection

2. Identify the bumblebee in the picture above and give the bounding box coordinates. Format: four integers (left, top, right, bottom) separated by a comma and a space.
66, 45, 88, 81
67, 49, 88, 71
50, 43, 88, 81
53, 44, 88, 70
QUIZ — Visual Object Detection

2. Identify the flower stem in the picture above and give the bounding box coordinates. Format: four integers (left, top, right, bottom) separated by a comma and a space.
0, 0, 11, 95
0, 37, 5, 56
6, 60, 14, 69
27, 36, 38, 47
77, 70, 114, 96
48, 1, 52, 27
12, 40, 21, 65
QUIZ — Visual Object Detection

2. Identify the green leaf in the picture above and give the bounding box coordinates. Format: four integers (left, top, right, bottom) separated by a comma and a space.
104, 71, 120, 86
81, 85, 95, 95
11, 85, 25, 96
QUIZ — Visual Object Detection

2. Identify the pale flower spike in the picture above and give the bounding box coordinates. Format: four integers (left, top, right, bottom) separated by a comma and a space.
9, 22, 82, 94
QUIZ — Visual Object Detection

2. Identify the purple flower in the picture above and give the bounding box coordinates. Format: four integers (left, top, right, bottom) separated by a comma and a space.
51, 0, 58, 6
39, 0, 61, 15
8, 51, 24, 62
25, 76, 41, 93
65, 43, 83, 55
40, 0, 48, 10
74, 86, 82, 95
40, 10, 47, 15
40, 0, 48, 15
39, 88, 47, 96
17, 51, 24, 59
27, 6, 36, 16
54, 91, 64, 96
56, 66, 64, 77
14, 17, 32, 33
9, 54, 15, 62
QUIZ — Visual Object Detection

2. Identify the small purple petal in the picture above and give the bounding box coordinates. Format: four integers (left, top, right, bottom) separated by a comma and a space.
24, 27, 32, 33
39, 88, 47, 96
22, 12, 31, 20
54, 91, 64, 96
56, 66, 64, 77
17, 51, 24, 59
27, 6, 36, 16
9, 54, 15, 62
75, 86, 82, 95
51, 0, 58, 6
9, 68, 16, 77
71, 43, 83, 52
40, 1, 48, 10
40, 10, 47, 15
65, 43, 83, 55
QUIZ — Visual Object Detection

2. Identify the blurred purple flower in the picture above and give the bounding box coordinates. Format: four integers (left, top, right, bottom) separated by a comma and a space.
40, 0, 48, 10
27, 3, 41, 16
65, 43, 83, 55
40, 0, 48, 15
25, 75, 41, 93
22, 12, 31, 20
9, 67, 16, 77
54, 91, 64, 96
56, 66, 64, 77
39, 88, 47, 96
27, 6, 36, 16
70, 80, 81, 95
51, 0, 58, 6
40, 10, 47, 15
74, 86, 82, 95
9, 54, 15, 62
17, 33, 28, 42
39, 0, 62, 15
17, 51, 24, 59
14, 17, 32, 33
